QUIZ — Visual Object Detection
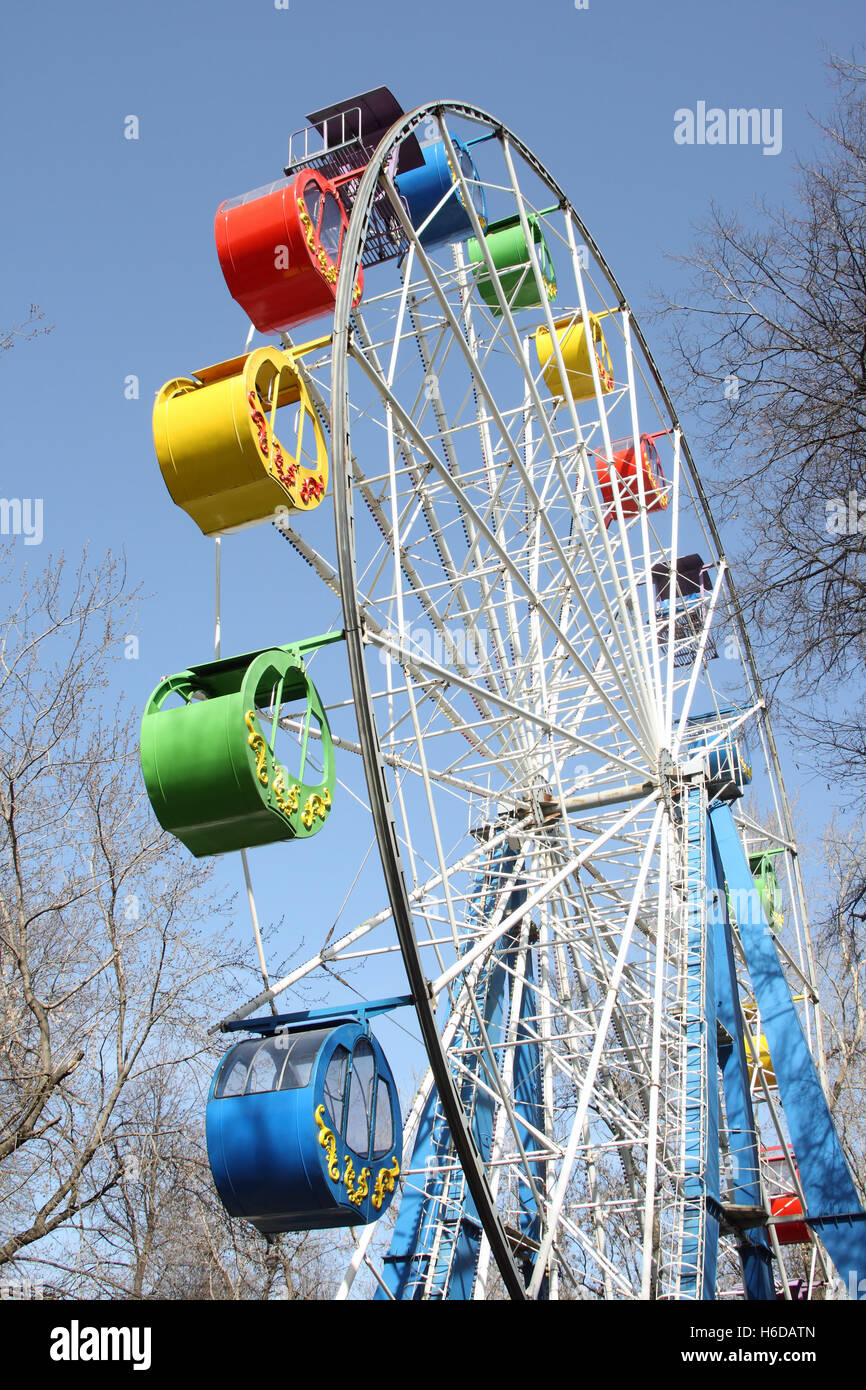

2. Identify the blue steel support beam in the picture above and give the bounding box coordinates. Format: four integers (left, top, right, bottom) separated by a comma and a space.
437, 937, 512, 1299
511, 950, 546, 1293
379, 1087, 441, 1299
709, 803, 866, 1289
379, 843, 540, 1299
378, 957, 509, 1299
680, 786, 720, 1299
707, 824, 775, 1300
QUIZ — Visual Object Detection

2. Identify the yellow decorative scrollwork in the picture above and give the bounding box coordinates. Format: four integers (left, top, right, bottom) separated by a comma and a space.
314, 1104, 340, 1182
272, 766, 301, 816
244, 710, 269, 787
301, 788, 331, 830
371, 1156, 400, 1210
342, 1155, 371, 1208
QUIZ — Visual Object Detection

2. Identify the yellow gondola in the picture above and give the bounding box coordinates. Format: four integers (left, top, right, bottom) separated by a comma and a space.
534, 311, 614, 401
153, 343, 328, 536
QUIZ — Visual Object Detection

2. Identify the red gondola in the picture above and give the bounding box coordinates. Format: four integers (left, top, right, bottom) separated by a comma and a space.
762, 1146, 811, 1246
596, 432, 668, 526
215, 168, 363, 333
770, 1192, 810, 1246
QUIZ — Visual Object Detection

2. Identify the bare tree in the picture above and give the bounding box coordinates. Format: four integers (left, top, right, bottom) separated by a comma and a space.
655, 50, 866, 1049
1, 305, 52, 358
655, 51, 866, 711
815, 815, 866, 1199
0, 547, 347, 1300
654, 52, 866, 1249
0, 549, 231, 1273
39, 1055, 341, 1301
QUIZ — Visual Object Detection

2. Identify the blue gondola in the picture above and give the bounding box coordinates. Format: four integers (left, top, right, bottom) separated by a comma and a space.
684, 710, 753, 802
206, 1010, 403, 1233
395, 138, 487, 248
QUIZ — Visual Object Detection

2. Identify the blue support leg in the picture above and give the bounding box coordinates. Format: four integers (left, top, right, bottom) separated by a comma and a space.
679, 787, 721, 1299
707, 824, 776, 1300
379, 843, 537, 1299
709, 803, 866, 1289
511, 949, 546, 1294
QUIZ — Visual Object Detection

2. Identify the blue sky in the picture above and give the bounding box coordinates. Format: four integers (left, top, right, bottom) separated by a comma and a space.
1, 0, 857, 623
1, 0, 861, 1037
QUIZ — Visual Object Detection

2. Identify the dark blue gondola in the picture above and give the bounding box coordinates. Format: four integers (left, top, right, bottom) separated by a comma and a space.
206, 1009, 403, 1233
684, 709, 753, 802
395, 138, 487, 248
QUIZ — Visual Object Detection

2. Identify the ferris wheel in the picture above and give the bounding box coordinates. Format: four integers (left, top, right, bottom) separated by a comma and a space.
141, 91, 866, 1301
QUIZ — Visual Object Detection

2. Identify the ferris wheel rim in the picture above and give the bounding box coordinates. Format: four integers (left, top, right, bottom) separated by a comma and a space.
324, 100, 813, 1299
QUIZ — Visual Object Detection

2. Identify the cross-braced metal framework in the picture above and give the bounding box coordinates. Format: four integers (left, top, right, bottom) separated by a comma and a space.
221, 103, 832, 1300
